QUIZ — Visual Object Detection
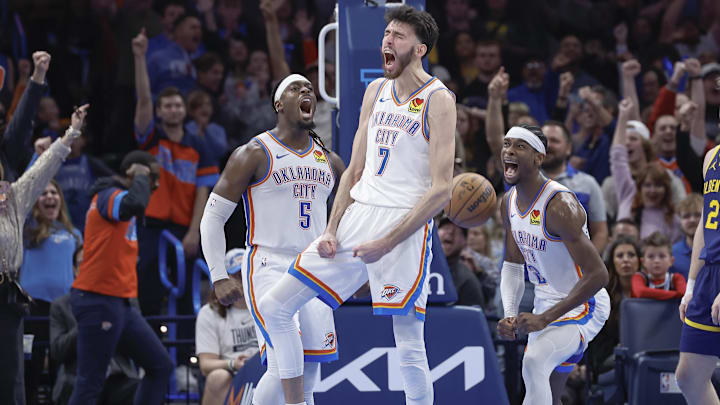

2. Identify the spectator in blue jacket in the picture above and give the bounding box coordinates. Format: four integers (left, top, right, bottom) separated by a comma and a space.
146, 14, 203, 97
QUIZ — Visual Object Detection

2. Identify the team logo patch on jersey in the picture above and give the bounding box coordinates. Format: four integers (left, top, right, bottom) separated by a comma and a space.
323, 332, 335, 348
408, 98, 424, 113
381, 284, 402, 301
313, 150, 327, 163
530, 209, 541, 225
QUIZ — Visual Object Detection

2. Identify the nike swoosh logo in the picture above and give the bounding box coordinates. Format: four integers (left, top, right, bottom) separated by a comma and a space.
379, 97, 390, 102
510, 214, 516, 218
276, 153, 290, 159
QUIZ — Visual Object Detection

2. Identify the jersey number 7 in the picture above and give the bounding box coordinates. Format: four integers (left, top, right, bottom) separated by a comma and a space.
376, 146, 390, 176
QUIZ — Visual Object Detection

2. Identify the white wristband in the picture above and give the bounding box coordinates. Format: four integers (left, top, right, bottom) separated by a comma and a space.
686, 278, 696, 295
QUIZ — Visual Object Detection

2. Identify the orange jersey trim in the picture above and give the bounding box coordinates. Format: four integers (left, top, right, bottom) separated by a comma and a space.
293, 257, 344, 305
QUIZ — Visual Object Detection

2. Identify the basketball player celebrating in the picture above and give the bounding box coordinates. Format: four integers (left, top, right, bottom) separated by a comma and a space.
498, 124, 610, 405
675, 143, 720, 403
249, 5, 455, 405
199, 73, 345, 405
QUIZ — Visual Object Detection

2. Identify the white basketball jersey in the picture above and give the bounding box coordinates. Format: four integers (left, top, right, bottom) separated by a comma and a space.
350, 77, 450, 208
242, 131, 335, 252
507, 180, 590, 301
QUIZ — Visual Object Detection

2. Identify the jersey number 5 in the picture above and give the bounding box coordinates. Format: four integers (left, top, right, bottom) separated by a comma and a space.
299, 201, 312, 229
706, 200, 719, 230
376, 147, 390, 176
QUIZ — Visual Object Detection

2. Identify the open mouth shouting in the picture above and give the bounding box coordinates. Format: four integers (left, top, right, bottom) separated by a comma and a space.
299, 95, 314, 120
39, 198, 60, 220
383, 48, 396, 72
503, 158, 519, 182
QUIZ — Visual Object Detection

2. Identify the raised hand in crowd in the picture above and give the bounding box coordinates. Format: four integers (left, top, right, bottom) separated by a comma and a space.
621, 59, 641, 79
487, 66, 509, 100
34, 136, 52, 156
685, 57, 702, 78
486, 67, 509, 157
196, 0, 214, 14
612, 98, 634, 147
56, 104, 90, 148
620, 59, 641, 119
578, 86, 602, 107
668, 61, 687, 92
131, 27, 148, 58
556, 71, 574, 109
559, 71, 574, 97
31, 51, 51, 84
259, 0, 282, 19
551, 51, 571, 72
613, 22, 628, 46
294, 9, 315, 40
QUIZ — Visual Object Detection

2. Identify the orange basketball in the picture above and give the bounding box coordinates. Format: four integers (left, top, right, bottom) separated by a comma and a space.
444, 172, 497, 228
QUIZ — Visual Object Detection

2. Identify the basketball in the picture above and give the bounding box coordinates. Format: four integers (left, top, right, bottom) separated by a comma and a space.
445, 172, 497, 228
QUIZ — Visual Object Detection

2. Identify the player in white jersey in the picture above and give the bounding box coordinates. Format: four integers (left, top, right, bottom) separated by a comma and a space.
498, 124, 610, 405
199, 73, 345, 405
255, 5, 456, 405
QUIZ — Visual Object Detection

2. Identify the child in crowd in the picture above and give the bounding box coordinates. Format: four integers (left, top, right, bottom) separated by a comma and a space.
631, 231, 686, 300
671, 194, 703, 281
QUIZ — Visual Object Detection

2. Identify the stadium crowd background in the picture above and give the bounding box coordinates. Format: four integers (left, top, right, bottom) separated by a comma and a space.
1, 0, 719, 403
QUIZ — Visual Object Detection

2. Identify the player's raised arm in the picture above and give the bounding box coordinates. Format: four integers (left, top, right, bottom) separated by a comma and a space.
200, 143, 267, 304
523, 193, 609, 330
317, 78, 381, 258
499, 192, 525, 339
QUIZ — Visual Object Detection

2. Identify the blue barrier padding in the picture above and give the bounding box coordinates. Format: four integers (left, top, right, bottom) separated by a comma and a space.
158, 230, 186, 297
192, 259, 211, 315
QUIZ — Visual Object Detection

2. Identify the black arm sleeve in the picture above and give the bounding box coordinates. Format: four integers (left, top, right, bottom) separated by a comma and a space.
117, 175, 152, 221
1, 81, 48, 179
676, 131, 704, 193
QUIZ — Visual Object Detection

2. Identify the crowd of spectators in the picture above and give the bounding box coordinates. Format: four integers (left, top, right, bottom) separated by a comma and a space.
2, 0, 720, 403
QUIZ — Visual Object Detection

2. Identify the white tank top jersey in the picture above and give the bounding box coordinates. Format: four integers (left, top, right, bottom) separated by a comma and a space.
350, 77, 452, 208
507, 180, 590, 302
242, 131, 335, 252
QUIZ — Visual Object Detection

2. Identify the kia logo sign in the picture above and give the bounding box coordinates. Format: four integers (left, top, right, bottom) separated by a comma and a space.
317, 346, 485, 392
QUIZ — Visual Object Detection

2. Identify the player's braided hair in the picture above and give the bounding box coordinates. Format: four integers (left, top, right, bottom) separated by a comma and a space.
308, 129, 331, 155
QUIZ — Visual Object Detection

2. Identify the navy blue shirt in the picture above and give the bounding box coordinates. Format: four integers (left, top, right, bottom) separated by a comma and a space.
671, 239, 691, 281
575, 132, 611, 184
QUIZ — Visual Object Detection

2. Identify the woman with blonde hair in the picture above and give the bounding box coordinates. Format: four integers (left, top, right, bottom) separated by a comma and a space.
612, 98, 682, 243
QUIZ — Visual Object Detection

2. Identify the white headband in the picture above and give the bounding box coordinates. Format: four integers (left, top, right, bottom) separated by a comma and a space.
274, 74, 311, 103
504, 126, 546, 154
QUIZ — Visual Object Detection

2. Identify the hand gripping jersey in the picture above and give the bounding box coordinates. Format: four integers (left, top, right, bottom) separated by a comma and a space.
242, 131, 335, 252
350, 77, 451, 208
